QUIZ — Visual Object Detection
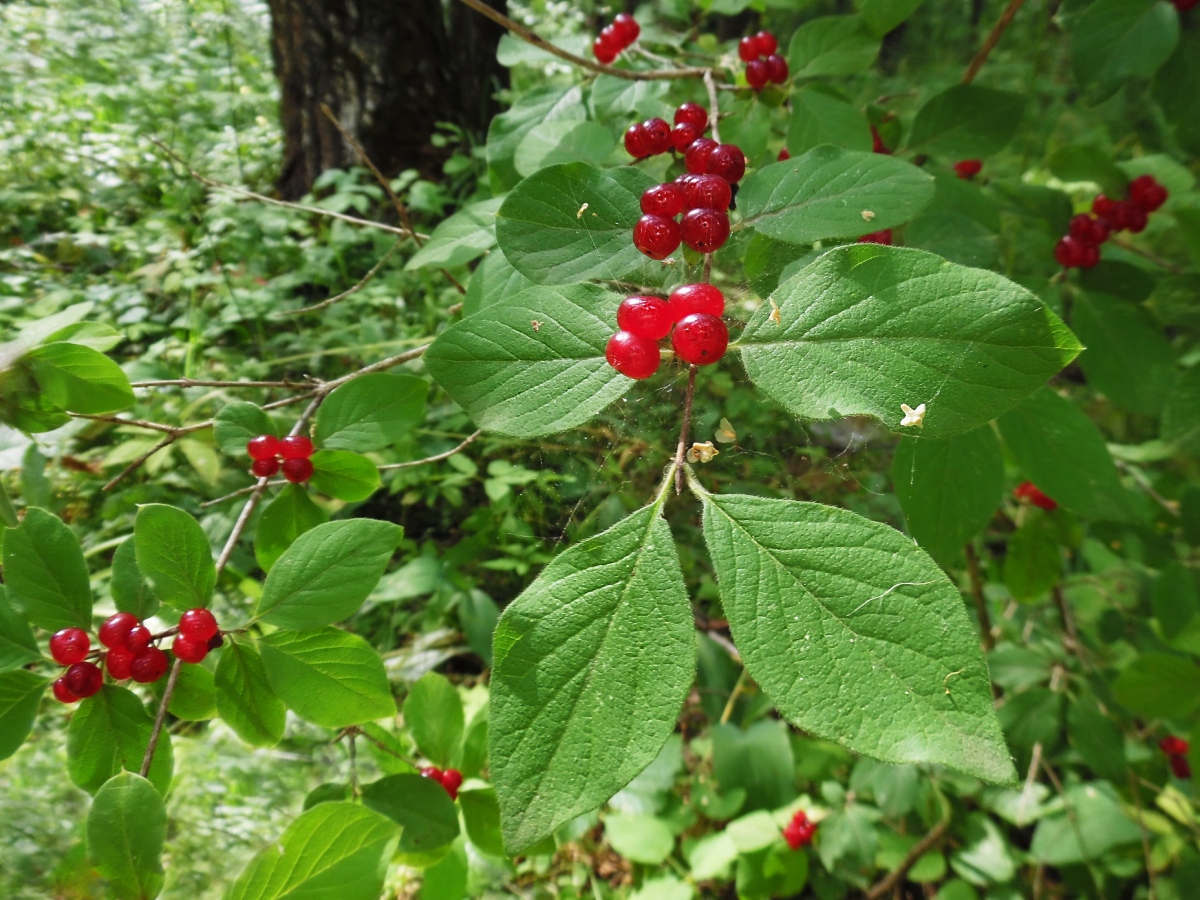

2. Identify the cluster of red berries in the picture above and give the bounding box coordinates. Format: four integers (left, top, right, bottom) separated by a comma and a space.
737, 31, 787, 91
1055, 174, 1168, 270
592, 13, 639, 64
49, 608, 221, 703
1014, 480, 1057, 511
1160, 736, 1191, 779
625, 102, 714, 162
606, 284, 729, 379
420, 765, 464, 801
954, 159, 983, 180
782, 809, 817, 850
247, 434, 314, 483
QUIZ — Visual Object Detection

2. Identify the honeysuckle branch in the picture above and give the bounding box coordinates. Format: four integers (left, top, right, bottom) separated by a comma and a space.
962, 0, 1027, 84
673, 365, 698, 494
703, 69, 722, 143
1108, 236, 1183, 274
130, 378, 316, 389
378, 430, 484, 471
964, 542, 994, 651
279, 239, 404, 316
866, 800, 952, 899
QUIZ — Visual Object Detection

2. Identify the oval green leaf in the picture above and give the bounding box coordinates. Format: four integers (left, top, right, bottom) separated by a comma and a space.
0, 670, 49, 761
215, 638, 286, 748
87, 772, 166, 900
2, 507, 92, 630
313, 373, 427, 452
67, 685, 173, 796
26, 341, 134, 414
402, 671, 464, 768
134, 504, 216, 611
361, 773, 461, 854
254, 484, 329, 573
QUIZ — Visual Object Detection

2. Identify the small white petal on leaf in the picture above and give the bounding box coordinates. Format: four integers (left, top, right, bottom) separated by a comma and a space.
900, 403, 926, 427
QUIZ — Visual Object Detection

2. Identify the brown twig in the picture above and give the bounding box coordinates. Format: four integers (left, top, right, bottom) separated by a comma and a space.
1052, 583, 1080, 658
1128, 769, 1158, 899
280, 240, 404, 316
139, 658, 182, 777
1108, 237, 1183, 274
965, 543, 995, 651
962, 0, 1028, 84
378, 431, 483, 471
866, 805, 952, 899
674, 366, 698, 494
703, 69, 722, 144
130, 378, 314, 389
70, 413, 179, 434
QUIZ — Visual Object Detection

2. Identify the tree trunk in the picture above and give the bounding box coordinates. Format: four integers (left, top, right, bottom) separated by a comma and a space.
267, 0, 508, 200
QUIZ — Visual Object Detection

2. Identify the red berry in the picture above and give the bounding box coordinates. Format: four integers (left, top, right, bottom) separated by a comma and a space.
871, 124, 890, 155
1080, 243, 1100, 268
99, 612, 138, 650
441, 768, 464, 800
180, 608, 219, 641
53, 676, 81, 704
1129, 174, 1168, 212
641, 118, 672, 156
1161, 736, 1190, 756
766, 54, 789, 84
706, 144, 746, 184
247, 435, 280, 461
954, 159, 983, 179
50, 628, 90, 666
1125, 205, 1148, 233
755, 30, 778, 57
279, 435, 314, 460
1054, 235, 1087, 269
668, 283, 725, 320
783, 811, 816, 849
1175, 0, 1199, 10
593, 35, 618, 64
65, 662, 104, 698
641, 183, 685, 218
738, 36, 760, 62
131, 647, 169, 684
606, 332, 661, 380
684, 138, 719, 175
745, 59, 769, 90
1088, 216, 1111, 245
617, 296, 673, 341
126, 625, 153, 653
858, 229, 894, 245
1068, 214, 1097, 242
600, 24, 620, 48
283, 458, 314, 484
1092, 194, 1117, 219
612, 13, 639, 45
672, 313, 729, 366
1014, 481, 1057, 510
681, 208, 731, 254
1171, 755, 1192, 779
421, 765, 444, 780
674, 102, 708, 133
778, 148, 791, 162
633, 214, 681, 260
172, 635, 209, 664
624, 123, 650, 158
251, 458, 280, 478
682, 174, 732, 212
106, 647, 134, 681
670, 122, 700, 152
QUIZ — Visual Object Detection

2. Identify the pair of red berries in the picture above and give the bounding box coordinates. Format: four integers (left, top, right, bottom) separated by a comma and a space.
1160, 736, 1191, 779
954, 159, 983, 180
592, 13, 639, 64
624, 102, 710, 160
782, 810, 817, 850
420, 766, 464, 801
737, 31, 788, 91
606, 284, 729, 379
635, 176, 733, 259
1055, 174, 1168, 270
1014, 481, 1057, 511
247, 434, 315, 483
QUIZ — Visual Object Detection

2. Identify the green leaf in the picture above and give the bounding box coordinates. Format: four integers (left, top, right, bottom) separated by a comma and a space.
1071, 0, 1179, 99
254, 484, 329, 573
1030, 783, 1142, 864
309, 449, 381, 502
110, 539, 159, 620
1161, 367, 1200, 454
87, 773, 166, 900
402, 671, 464, 767
712, 721, 796, 813
1003, 513, 1063, 602
463, 250, 537, 317
514, 120, 616, 177
67, 685, 173, 796
0, 587, 42, 673
227, 802, 398, 900
255, 519, 402, 629
904, 86, 1025, 159
997, 387, 1134, 521
892, 427, 1004, 568
45, 320, 124, 352
0, 670, 48, 761
1073, 293, 1173, 415
361, 773, 460, 854
787, 16, 880, 78
259, 628, 397, 729
1047, 145, 1130, 197
695, 488, 1015, 784
1152, 32, 1200, 156
214, 638, 286, 748
739, 147, 934, 244
459, 787, 505, 856
160, 660, 216, 721
313, 373, 426, 452
424, 283, 630, 439
405, 196, 503, 272
1153, 563, 1199, 641
786, 86, 871, 157
604, 814, 674, 865
2, 507, 91, 630
950, 813, 1016, 885
26, 341, 134, 414
737, 245, 1081, 438
134, 504, 216, 611
1112, 653, 1200, 719
213, 401, 276, 457
489, 494, 696, 853
495, 162, 663, 286
421, 840, 469, 900
856, 0, 927, 36
487, 85, 584, 192
1068, 700, 1127, 783
905, 213, 999, 269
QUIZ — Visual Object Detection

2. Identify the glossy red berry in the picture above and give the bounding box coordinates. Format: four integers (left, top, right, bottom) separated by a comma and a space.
172, 635, 209, 664
1080, 243, 1100, 268
50, 628, 91, 666
617, 296, 673, 341
641, 118, 672, 156
684, 138, 719, 175
671, 122, 700, 152
65, 662, 104, 699
672, 313, 729, 366
766, 54, 789, 84
755, 30, 778, 57
252, 458, 280, 478
1092, 193, 1117, 219
1068, 214, 1097, 241
131, 647, 169, 684
179, 608, 219, 642
783, 811, 817, 850
53, 677, 81, 704
593, 35, 618, 64
106, 647, 134, 681
1054, 235, 1087, 269
641, 183, 685, 218
954, 159, 983, 179
745, 59, 769, 90
1171, 755, 1193, 779
421, 765, 444, 780
668, 283, 725, 320
1014, 481, 1057, 510
624, 123, 650, 158
599, 24, 620, 48
279, 435, 314, 460
1087, 216, 1111, 245
441, 768, 464, 800
870, 124, 890, 155
126, 625, 153, 654
612, 13, 639, 45
778, 148, 791, 162
858, 229, 894, 245
606, 332, 661, 380
99, 612, 138, 650
283, 458, 314, 484
738, 36, 760, 62
682, 174, 732, 212
674, 102, 708, 133
1161, 736, 1190, 756
247, 435, 280, 461
1129, 174, 1168, 212
633, 214, 681, 260
681, 208, 731, 254
1125, 205, 1148, 233
706, 144, 746, 184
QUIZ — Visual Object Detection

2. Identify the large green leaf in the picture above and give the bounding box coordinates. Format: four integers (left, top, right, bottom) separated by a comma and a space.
738, 147, 934, 244
459, 787, 505, 856
514, 120, 616, 177
0, 587, 42, 673
494, 162, 663, 285
1071, 0, 1179, 99
403, 671, 464, 767
2, 507, 92, 630
110, 538, 159, 620
255, 519, 402, 629
856, 0, 927, 36
738, 245, 1081, 438
1029, 783, 1142, 864
997, 387, 1134, 522
1112, 653, 1200, 719
405, 196, 503, 272
227, 802, 398, 900
694, 487, 1015, 784
313, 373, 426, 452
0, 670, 48, 761
424, 283, 630, 438
134, 504, 216, 611
1162, 367, 1200, 454
1073, 293, 1173, 415
67, 685, 173, 796
787, 16, 880, 78
26, 341, 134, 414
214, 638, 286, 748
786, 86, 871, 157
259, 628, 397, 729
87, 773, 166, 900
463, 250, 537, 317
487, 85, 584, 192
213, 401, 276, 457
253, 484, 329, 573
490, 491, 696, 853
309, 449, 381, 502
361, 773, 461, 854
892, 426, 1004, 567
904, 86, 1026, 159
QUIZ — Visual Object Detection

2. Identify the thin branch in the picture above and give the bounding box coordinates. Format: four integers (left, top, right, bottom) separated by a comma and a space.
201, 478, 287, 508
965, 542, 995, 651
674, 366, 698, 494
140, 658, 182, 777
103, 434, 176, 491
280, 240, 404, 316
1128, 769, 1158, 899
378, 431, 483, 471
867, 803, 952, 899
719, 668, 749, 726
706, 630, 741, 663
1052, 583, 1081, 659
131, 378, 316, 389
704, 69, 722, 144
1108, 237, 1183, 274
962, 0, 1028, 84
319, 344, 430, 392
70, 413, 179, 434
1116, 459, 1180, 516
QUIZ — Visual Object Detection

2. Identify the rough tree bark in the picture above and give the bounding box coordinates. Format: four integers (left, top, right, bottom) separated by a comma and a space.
267, 0, 508, 200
